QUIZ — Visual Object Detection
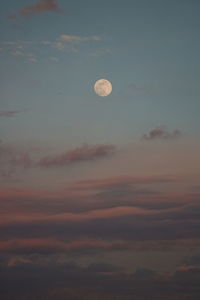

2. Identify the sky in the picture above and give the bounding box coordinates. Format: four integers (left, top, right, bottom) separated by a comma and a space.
1, 0, 200, 299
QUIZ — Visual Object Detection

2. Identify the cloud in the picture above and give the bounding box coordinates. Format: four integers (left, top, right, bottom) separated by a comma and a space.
0, 110, 21, 118
89, 48, 112, 57
60, 35, 101, 42
1, 237, 199, 257
10, 50, 38, 62
133, 268, 158, 280
142, 127, 182, 141
53, 35, 101, 52
68, 175, 174, 204
2, 198, 200, 243
0, 238, 133, 255
185, 255, 200, 267
0, 205, 155, 227
1, 175, 198, 243
0, 141, 32, 181
1, 34, 103, 61
11, 0, 61, 18
86, 263, 121, 273
38, 144, 115, 167
49, 56, 59, 62
1, 258, 200, 300
0, 142, 115, 180
1, 175, 200, 258
0, 41, 39, 63
7, 13, 18, 20
127, 83, 153, 95
71, 175, 175, 191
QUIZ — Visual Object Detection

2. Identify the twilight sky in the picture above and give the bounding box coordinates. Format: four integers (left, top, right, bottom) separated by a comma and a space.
1, 1, 200, 299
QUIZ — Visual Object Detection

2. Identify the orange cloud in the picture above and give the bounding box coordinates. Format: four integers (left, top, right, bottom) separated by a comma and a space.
21, 0, 60, 15
10, 0, 61, 19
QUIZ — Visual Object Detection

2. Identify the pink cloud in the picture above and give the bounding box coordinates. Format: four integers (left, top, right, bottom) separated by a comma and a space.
70, 175, 175, 191
0, 238, 117, 255
21, 0, 60, 16
1, 238, 200, 256
0, 205, 154, 226
10, 0, 61, 19
38, 144, 115, 167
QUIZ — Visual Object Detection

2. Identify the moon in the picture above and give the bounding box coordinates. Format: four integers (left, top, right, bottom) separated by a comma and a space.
94, 79, 112, 97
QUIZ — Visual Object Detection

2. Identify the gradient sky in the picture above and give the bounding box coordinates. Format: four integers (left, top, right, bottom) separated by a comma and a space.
1, 1, 200, 299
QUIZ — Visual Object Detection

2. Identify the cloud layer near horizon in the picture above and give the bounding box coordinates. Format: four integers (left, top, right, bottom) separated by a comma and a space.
1, 173, 200, 257
1, 254, 200, 300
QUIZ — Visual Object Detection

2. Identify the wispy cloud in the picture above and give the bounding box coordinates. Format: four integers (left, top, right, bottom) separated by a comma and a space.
11, 51, 38, 63
71, 175, 175, 191
0, 206, 155, 227
52, 34, 102, 52
0, 141, 32, 181
0, 142, 115, 181
0, 34, 103, 62
142, 127, 182, 141
89, 48, 112, 57
60, 35, 101, 42
0, 110, 21, 118
2, 238, 199, 256
10, 0, 61, 19
0, 41, 39, 63
38, 144, 115, 167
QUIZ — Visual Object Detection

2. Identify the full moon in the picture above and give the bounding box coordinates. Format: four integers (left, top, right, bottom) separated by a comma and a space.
94, 79, 112, 97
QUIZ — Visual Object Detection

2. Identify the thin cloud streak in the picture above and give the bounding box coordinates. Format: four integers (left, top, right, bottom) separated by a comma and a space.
71, 175, 176, 191
0, 206, 156, 226
1, 238, 200, 255
60, 35, 101, 42
0, 110, 21, 117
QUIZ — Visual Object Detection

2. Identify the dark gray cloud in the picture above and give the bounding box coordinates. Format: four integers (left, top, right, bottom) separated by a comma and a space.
0, 110, 21, 117
38, 144, 115, 167
0, 141, 32, 180
142, 127, 182, 141
0, 142, 115, 180
187, 255, 200, 266
86, 263, 121, 273
1, 262, 200, 300
132, 268, 158, 280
